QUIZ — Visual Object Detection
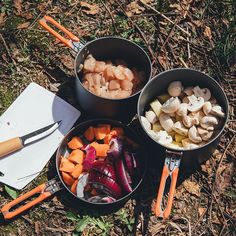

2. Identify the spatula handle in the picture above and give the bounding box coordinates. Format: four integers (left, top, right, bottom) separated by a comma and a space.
0, 137, 23, 158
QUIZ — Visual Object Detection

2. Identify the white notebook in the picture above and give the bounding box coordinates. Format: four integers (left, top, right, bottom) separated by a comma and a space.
0, 82, 81, 189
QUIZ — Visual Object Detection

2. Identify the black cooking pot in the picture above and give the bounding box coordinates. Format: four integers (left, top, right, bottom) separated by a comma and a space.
137, 68, 229, 219
1, 119, 146, 219
39, 16, 152, 119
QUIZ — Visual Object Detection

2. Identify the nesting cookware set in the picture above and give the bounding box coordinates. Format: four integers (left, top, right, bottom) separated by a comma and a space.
1, 16, 229, 220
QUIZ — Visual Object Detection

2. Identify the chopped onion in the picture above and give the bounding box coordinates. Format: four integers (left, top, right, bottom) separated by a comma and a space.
115, 159, 132, 193
88, 171, 122, 199
81, 145, 96, 171
91, 161, 116, 181
107, 137, 124, 159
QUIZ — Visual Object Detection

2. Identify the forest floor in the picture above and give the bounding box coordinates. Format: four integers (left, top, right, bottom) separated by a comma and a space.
0, 0, 235, 235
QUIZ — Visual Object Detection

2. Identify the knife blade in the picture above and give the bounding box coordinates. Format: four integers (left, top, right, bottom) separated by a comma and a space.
0, 121, 62, 158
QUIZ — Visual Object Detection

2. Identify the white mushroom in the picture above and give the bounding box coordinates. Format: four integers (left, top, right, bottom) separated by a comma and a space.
176, 103, 188, 116
145, 110, 157, 124
203, 101, 212, 115
189, 111, 205, 122
183, 86, 194, 96
188, 125, 202, 143
172, 121, 188, 136
187, 95, 204, 112
162, 97, 181, 113
209, 96, 217, 105
154, 130, 173, 145
167, 81, 183, 97
159, 113, 174, 132
200, 116, 218, 130
193, 86, 211, 101
141, 116, 151, 131
197, 127, 214, 141
210, 105, 225, 118
182, 138, 199, 149
182, 115, 199, 128
182, 96, 190, 104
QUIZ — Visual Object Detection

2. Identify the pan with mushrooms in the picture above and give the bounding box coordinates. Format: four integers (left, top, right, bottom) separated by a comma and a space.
137, 68, 229, 219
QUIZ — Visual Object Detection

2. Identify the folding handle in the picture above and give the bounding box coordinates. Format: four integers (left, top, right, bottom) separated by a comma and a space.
154, 157, 180, 219
0, 137, 23, 158
39, 15, 80, 51
1, 183, 52, 219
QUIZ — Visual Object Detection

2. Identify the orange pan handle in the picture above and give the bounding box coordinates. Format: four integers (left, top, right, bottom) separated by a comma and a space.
154, 165, 169, 217
1, 183, 52, 220
39, 15, 80, 50
163, 167, 179, 218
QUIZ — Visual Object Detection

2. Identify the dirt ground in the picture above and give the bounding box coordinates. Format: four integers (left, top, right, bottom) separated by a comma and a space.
0, 0, 235, 235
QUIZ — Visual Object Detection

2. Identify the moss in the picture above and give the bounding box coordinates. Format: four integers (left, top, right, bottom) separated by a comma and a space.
0, 88, 15, 115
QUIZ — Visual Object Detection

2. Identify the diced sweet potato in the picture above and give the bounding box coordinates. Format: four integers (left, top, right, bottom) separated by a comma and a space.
71, 164, 83, 178
84, 126, 95, 141
71, 179, 78, 194
68, 136, 83, 149
68, 149, 85, 164
61, 172, 75, 186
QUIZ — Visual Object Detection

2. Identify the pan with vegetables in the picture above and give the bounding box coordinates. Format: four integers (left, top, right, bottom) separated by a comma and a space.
39, 16, 152, 119
1, 119, 146, 219
137, 68, 229, 219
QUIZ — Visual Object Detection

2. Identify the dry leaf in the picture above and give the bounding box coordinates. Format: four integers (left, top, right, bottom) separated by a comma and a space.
183, 179, 201, 197
198, 207, 206, 216
17, 22, 31, 29
157, 55, 167, 70
80, 1, 99, 15
126, 1, 145, 17
203, 26, 212, 40
170, 0, 192, 18
14, 0, 23, 15
0, 13, 5, 26
192, 20, 202, 27
60, 54, 74, 70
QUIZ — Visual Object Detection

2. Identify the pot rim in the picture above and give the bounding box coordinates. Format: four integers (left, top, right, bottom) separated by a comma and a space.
73, 36, 152, 101
137, 67, 230, 153
56, 118, 147, 205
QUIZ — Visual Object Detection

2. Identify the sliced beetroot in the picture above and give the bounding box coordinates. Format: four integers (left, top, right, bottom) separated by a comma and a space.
81, 145, 96, 171
101, 196, 116, 203
115, 158, 132, 193
91, 161, 116, 181
107, 137, 124, 159
123, 151, 135, 177
88, 171, 122, 199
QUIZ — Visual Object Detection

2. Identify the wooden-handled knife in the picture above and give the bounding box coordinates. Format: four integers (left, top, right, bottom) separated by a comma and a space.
0, 121, 62, 158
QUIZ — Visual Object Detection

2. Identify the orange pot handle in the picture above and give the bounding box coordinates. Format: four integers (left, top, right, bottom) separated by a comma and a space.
154, 150, 182, 219
1, 179, 61, 220
39, 15, 82, 52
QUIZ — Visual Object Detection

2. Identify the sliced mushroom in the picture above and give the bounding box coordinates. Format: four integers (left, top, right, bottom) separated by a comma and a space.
167, 81, 183, 97
172, 121, 188, 136
183, 86, 193, 96
182, 115, 199, 128
187, 95, 204, 112
176, 103, 188, 116
182, 96, 190, 104
159, 113, 174, 132
161, 97, 181, 113
189, 111, 205, 122
210, 105, 225, 118
182, 138, 199, 149
188, 126, 202, 143
166, 142, 183, 150
200, 116, 218, 130
141, 116, 151, 131
209, 96, 217, 105
193, 86, 211, 101
145, 110, 157, 124
197, 127, 214, 141
152, 122, 163, 132
203, 101, 212, 115
155, 130, 173, 145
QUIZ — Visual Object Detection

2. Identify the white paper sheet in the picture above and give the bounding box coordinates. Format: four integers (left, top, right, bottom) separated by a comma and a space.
0, 82, 81, 189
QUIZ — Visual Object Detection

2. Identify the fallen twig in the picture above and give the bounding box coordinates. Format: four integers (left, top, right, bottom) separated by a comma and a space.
140, 0, 191, 36
0, 33, 18, 69
102, 1, 117, 33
